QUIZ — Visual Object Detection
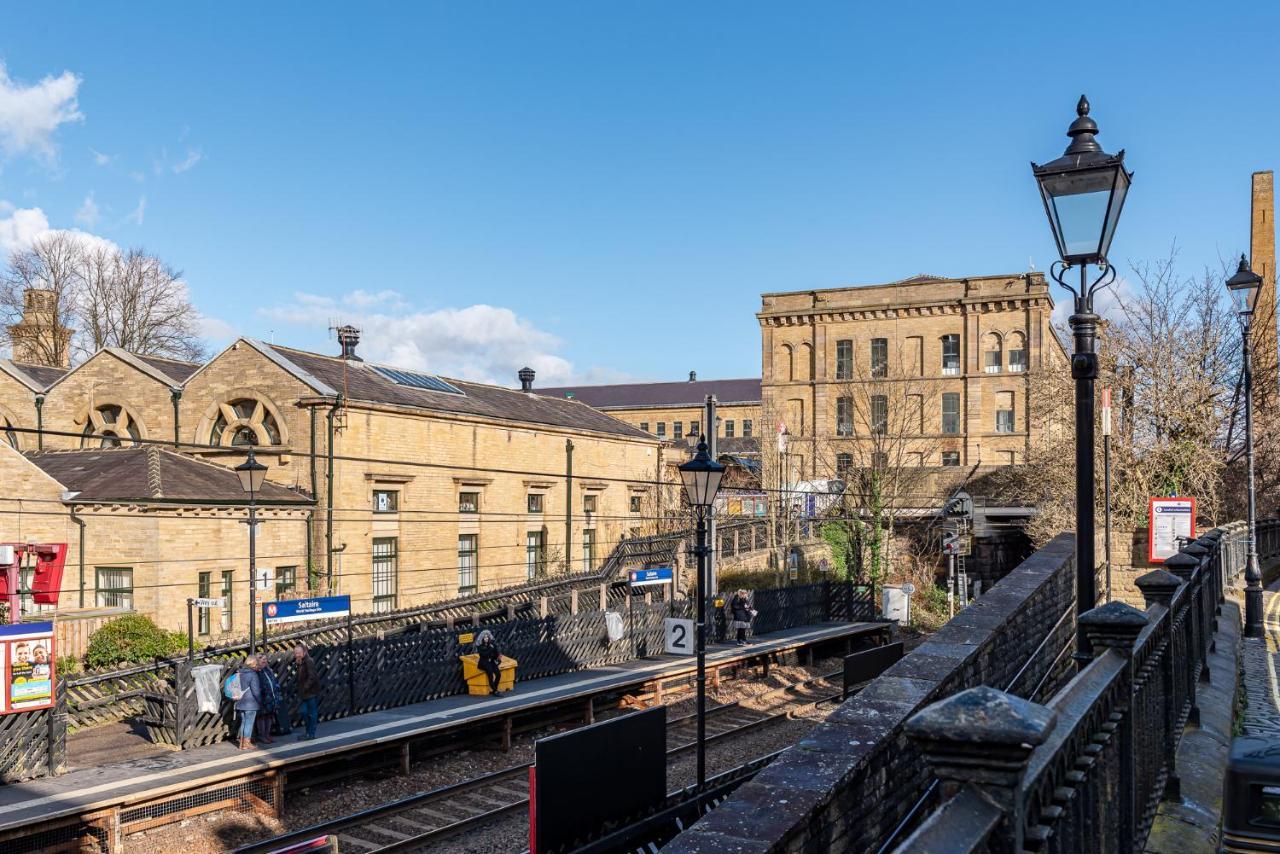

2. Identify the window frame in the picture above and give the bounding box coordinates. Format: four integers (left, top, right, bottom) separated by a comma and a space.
372, 489, 399, 514
526, 530, 546, 580
372, 537, 399, 612
582, 529, 595, 572
673, 421, 683, 440
275, 565, 297, 598
458, 491, 480, 514
941, 392, 961, 435
835, 339, 853, 380
197, 571, 211, 635
457, 534, 478, 594
941, 451, 961, 467
836, 396, 854, 437
221, 570, 234, 631
582, 493, 598, 514
630, 495, 642, 513
724, 420, 735, 438
656, 422, 667, 438
870, 395, 888, 435
527, 493, 545, 514
95, 566, 133, 610
639, 421, 649, 433
742, 419, 752, 437
870, 338, 888, 378
941, 334, 961, 376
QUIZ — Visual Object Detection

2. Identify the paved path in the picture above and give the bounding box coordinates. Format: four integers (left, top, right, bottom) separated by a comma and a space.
0, 620, 884, 835
1239, 578, 1280, 736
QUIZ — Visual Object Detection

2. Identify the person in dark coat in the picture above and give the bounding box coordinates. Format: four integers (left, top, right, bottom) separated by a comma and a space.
475, 630, 503, 695
730, 589, 755, 646
255, 654, 280, 744
294, 644, 321, 741
234, 657, 262, 750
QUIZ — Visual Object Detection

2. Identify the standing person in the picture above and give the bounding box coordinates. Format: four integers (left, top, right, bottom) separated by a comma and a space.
475, 630, 503, 695
255, 654, 281, 745
294, 644, 321, 741
234, 657, 262, 750
730, 589, 755, 646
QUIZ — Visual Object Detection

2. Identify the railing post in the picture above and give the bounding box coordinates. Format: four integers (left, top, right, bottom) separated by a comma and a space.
903, 685, 1056, 853
47, 682, 67, 775
1078, 600, 1149, 854
1136, 568, 1184, 801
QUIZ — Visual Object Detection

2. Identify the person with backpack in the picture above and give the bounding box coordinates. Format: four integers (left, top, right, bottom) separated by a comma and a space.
255, 654, 281, 745
294, 644, 321, 741
231, 656, 262, 750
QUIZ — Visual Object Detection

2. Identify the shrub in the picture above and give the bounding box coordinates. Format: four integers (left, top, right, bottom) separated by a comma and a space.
85, 614, 188, 669
55, 654, 82, 676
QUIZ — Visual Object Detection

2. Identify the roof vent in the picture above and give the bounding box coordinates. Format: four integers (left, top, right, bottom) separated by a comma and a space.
336, 325, 362, 361
689, 371, 697, 382
518, 366, 535, 391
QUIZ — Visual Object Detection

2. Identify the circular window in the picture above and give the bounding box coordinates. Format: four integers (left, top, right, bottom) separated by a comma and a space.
81, 405, 142, 448
210, 399, 282, 447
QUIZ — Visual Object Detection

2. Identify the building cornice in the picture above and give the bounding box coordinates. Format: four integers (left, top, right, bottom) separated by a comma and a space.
757, 296, 1054, 327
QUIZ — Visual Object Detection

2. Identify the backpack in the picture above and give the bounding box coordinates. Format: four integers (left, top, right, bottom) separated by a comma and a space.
223, 672, 244, 701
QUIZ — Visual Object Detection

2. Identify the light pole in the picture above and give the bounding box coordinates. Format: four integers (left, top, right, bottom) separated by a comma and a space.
236, 447, 268, 653
1227, 255, 1264, 638
1032, 95, 1132, 664
678, 436, 725, 788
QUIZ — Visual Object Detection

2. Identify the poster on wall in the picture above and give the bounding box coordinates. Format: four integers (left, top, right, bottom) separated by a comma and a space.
1148, 497, 1197, 563
0, 622, 55, 714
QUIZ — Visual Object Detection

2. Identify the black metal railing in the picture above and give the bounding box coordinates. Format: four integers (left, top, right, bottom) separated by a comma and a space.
895, 518, 1276, 853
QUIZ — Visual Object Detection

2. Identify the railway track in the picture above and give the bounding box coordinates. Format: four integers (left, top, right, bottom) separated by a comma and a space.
235, 669, 845, 854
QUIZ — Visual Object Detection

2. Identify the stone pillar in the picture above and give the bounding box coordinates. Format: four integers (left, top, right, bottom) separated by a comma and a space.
1079, 600, 1149, 853
903, 685, 1057, 852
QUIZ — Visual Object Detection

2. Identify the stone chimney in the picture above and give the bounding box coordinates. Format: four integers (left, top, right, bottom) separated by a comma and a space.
1252, 172, 1278, 408
336, 325, 362, 361
689, 370, 697, 382
8, 289, 72, 368
518, 367, 535, 391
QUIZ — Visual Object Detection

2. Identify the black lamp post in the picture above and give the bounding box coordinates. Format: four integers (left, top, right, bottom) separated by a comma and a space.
235, 447, 268, 653
1032, 95, 1133, 664
678, 436, 725, 788
1227, 255, 1264, 638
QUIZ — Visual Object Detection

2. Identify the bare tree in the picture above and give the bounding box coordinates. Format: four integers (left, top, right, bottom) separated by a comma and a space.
1, 234, 205, 365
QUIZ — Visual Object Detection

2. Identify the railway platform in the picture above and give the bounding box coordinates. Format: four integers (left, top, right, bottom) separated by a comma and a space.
0, 619, 887, 851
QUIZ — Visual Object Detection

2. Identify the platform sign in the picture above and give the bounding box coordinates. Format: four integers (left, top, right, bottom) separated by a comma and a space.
190, 597, 225, 609
0, 622, 54, 715
262, 595, 351, 626
1149, 497, 1196, 563
664, 618, 694, 655
629, 567, 673, 588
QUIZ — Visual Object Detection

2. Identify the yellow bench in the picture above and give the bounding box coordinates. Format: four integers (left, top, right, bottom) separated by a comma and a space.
460, 653, 518, 695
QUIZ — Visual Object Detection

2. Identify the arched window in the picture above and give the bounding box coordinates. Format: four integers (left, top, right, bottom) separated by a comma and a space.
1008, 331, 1028, 372
210, 399, 282, 447
983, 332, 1003, 373
2, 417, 17, 450
81, 404, 142, 448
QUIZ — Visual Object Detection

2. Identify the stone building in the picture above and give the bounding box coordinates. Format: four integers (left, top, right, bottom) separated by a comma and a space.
0, 313, 662, 636
536, 374, 761, 445
758, 272, 1065, 488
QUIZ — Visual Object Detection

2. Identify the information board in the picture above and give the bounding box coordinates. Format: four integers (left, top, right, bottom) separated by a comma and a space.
1149, 497, 1196, 563
0, 622, 54, 715
262, 595, 351, 625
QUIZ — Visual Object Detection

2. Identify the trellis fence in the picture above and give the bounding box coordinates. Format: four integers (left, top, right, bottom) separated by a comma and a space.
143, 579, 871, 750
894, 519, 1276, 853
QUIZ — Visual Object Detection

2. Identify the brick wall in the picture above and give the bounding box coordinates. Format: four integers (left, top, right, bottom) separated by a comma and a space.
664, 533, 1077, 854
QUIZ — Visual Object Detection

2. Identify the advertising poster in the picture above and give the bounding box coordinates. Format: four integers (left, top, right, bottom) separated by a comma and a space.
0, 622, 55, 714
1148, 497, 1197, 563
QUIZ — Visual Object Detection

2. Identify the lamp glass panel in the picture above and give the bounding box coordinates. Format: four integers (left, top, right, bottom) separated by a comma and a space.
680, 467, 701, 506
1041, 168, 1115, 260
1099, 168, 1129, 259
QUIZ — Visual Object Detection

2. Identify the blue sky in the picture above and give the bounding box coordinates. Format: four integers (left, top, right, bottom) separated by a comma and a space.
2, 3, 1278, 385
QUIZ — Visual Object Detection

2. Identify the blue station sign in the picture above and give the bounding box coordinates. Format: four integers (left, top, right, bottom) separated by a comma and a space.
262, 595, 352, 625
628, 567, 674, 588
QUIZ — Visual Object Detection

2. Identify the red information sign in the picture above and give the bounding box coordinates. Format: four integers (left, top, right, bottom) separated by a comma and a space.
1148, 497, 1196, 564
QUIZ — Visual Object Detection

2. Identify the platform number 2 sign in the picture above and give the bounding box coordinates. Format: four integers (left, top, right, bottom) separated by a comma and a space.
664, 618, 695, 655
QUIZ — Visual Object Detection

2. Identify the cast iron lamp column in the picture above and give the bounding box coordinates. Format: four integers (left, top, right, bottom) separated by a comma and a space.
1032, 96, 1133, 664
1228, 255, 1265, 638
236, 447, 268, 653
678, 436, 725, 788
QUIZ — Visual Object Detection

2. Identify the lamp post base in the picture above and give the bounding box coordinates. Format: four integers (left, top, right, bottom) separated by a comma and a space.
1245, 572, 1265, 640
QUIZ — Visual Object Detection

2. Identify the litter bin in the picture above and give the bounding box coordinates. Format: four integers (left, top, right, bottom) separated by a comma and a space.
460, 654, 517, 695
1223, 736, 1280, 852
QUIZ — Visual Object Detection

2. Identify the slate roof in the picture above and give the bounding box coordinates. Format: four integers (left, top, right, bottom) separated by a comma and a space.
26, 447, 312, 505
133, 354, 201, 384
7, 361, 69, 390
535, 378, 762, 409
263, 345, 654, 441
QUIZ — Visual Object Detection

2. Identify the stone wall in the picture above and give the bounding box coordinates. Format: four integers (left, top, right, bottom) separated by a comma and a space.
664, 533, 1077, 854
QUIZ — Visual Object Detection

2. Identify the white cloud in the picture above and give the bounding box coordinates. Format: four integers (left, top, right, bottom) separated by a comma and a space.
124, 196, 146, 225
0, 202, 119, 263
197, 314, 237, 345
0, 62, 83, 165
90, 148, 112, 166
172, 148, 202, 173
74, 193, 99, 228
260, 291, 616, 386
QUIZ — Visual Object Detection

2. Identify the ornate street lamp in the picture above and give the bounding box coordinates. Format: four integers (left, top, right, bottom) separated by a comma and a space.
236, 447, 268, 653
1227, 255, 1264, 638
678, 436, 725, 787
1031, 95, 1133, 664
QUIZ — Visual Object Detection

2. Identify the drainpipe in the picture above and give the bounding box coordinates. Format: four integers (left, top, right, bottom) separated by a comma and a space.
34, 395, 44, 451
308, 406, 318, 590
70, 507, 86, 608
326, 397, 341, 589
565, 440, 574, 574
170, 389, 182, 448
